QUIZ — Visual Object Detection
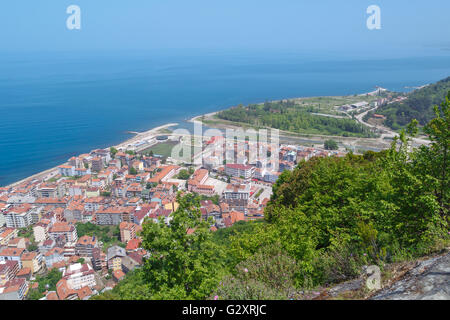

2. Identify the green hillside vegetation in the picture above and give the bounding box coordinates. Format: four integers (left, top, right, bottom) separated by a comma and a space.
216, 100, 377, 138
378, 77, 450, 130
93, 92, 449, 300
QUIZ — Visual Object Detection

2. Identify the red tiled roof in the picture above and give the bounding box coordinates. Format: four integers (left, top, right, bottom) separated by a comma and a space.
16, 267, 32, 276
113, 270, 125, 281
126, 239, 142, 251
225, 163, 253, 170
0, 247, 24, 257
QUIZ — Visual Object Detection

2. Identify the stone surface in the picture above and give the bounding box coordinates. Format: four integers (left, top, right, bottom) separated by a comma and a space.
371, 252, 450, 300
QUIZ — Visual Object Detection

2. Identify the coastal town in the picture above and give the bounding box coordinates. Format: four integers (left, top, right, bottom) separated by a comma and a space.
0, 123, 346, 300
1, 0, 449, 308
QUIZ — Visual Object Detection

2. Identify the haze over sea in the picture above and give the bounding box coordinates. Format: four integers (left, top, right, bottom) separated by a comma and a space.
1, 50, 450, 186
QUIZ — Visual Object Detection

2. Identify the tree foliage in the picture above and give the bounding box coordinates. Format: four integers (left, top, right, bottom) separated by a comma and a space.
324, 139, 339, 150
34, 268, 63, 294
95, 193, 226, 300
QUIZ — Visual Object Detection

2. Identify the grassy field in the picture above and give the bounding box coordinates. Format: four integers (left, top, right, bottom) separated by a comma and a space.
157, 128, 174, 134
140, 140, 179, 158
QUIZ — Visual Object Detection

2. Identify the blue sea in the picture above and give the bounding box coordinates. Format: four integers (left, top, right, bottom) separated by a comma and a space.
1, 50, 450, 186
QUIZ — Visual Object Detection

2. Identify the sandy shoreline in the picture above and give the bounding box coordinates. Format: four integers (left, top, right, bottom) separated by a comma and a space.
113, 123, 178, 149
189, 111, 219, 123
4, 122, 179, 188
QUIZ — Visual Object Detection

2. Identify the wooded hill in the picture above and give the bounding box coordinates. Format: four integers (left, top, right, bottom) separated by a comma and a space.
378, 76, 450, 130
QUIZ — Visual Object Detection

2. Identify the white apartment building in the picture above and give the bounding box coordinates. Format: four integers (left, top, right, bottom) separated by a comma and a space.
225, 164, 255, 179
4, 205, 33, 228
63, 263, 96, 290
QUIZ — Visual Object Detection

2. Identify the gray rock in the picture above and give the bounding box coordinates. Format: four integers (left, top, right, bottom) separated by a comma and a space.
371, 252, 450, 300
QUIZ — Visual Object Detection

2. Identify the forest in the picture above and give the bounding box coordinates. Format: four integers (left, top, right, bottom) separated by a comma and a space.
378, 77, 450, 130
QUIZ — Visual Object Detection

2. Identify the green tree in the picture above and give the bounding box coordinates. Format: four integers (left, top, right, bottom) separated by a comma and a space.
146, 182, 157, 189
140, 193, 226, 299
324, 139, 339, 150
27, 243, 38, 252
110, 147, 118, 158
35, 268, 63, 293
27, 289, 44, 300
421, 93, 449, 216
176, 169, 191, 180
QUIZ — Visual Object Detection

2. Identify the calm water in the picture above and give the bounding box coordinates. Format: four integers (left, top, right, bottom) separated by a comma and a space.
1, 51, 450, 186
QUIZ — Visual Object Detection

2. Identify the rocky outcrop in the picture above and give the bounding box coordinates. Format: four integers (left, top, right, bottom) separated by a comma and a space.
371, 252, 450, 300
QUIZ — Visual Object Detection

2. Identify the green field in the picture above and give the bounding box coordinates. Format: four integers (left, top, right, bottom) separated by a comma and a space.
140, 140, 179, 158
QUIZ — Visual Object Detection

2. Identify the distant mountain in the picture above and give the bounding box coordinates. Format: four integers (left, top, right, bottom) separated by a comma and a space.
378, 77, 450, 130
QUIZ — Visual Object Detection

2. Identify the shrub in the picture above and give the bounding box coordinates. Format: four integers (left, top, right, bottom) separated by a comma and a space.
214, 244, 299, 300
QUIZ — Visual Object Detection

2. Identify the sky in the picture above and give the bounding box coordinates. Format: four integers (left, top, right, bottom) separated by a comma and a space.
1, 0, 450, 57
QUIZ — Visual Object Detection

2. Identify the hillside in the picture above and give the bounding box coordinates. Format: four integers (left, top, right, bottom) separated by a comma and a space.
93, 92, 449, 301
378, 76, 450, 130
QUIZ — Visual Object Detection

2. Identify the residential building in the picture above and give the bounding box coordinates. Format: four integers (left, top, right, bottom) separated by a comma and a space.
107, 246, 126, 272
0, 260, 19, 286
0, 278, 28, 300
75, 235, 98, 258
38, 238, 56, 255
148, 165, 180, 184
58, 165, 76, 177
95, 207, 122, 225
0, 248, 25, 269
0, 228, 19, 246
56, 279, 78, 300
33, 220, 51, 243
7, 237, 30, 249
223, 183, 251, 213
91, 157, 104, 172
62, 263, 96, 290
21, 252, 43, 274
4, 204, 33, 228
225, 164, 255, 179
91, 247, 106, 271
44, 247, 65, 269
48, 222, 78, 243
119, 222, 140, 243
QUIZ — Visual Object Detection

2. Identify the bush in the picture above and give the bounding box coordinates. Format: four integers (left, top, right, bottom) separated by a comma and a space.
324, 139, 339, 150
214, 277, 287, 300
214, 244, 299, 300
312, 240, 364, 285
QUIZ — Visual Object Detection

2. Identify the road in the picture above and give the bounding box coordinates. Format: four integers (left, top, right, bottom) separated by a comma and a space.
354, 104, 430, 146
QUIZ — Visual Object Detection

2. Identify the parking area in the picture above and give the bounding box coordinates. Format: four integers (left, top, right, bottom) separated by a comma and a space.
205, 177, 228, 195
